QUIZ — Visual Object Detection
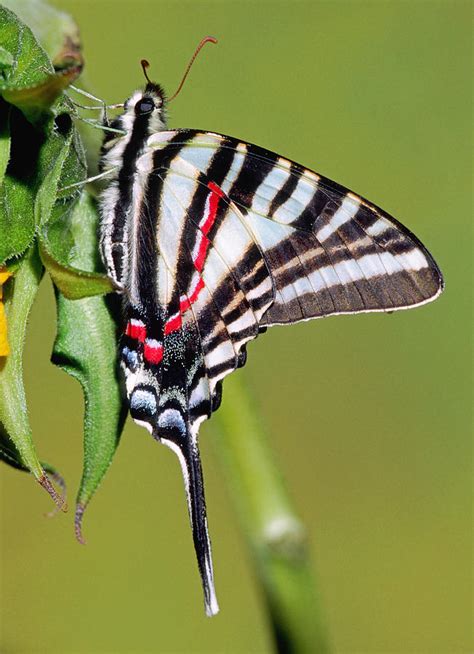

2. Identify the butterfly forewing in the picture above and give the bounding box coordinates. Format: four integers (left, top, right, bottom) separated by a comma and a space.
147, 129, 443, 326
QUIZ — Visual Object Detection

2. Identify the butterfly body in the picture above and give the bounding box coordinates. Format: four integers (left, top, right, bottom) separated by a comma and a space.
99, 79, 443, 617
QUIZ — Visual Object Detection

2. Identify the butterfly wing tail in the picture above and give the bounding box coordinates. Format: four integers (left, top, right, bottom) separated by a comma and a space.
161, 433, 219, 617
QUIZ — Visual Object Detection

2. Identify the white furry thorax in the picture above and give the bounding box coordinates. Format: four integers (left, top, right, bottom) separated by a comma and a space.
100, 87, 167, 174
98, 86, 167, 291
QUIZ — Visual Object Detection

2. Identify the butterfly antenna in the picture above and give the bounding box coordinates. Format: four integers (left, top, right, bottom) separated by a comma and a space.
168, 36, 217, 102
141, 58, 153, 84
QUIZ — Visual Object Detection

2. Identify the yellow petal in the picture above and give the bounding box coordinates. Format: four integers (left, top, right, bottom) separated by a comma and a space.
0, 302, 9, 356
0, 270, 12, 286
0, 270, 12, 356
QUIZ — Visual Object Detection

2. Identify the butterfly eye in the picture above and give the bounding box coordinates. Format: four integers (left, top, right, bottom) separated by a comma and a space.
136, 98, 155, 115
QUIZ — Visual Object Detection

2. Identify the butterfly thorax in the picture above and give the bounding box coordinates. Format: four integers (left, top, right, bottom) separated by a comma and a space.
100, 85, 166, 179
99, 84, 167, 294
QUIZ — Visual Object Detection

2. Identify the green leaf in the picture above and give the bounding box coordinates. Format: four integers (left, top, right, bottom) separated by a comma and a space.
0, 86, 87, 263
35, 108, 87, 228
0, 1, 86, 510
0, 422, 30, 470
51, 193, 125, 542
0, 108, 37, 272
0, 423, 67, 513
2, 66, 82, 124
0, 5, 53, 87
0, 5, 82, 124
38, 121, 112, 298
0, 100, 11, 184
39, 238, 114, 299
0, 108, 82, 265
0, 46, 14, 71
53, 114, 87, 196
35, 126, 75, 227
0, 180, 35, 265
1, 0, 83, 70
0, 245, 65, 508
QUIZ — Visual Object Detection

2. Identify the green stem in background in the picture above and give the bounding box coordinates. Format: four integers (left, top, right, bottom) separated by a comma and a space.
213, 373, 329, 654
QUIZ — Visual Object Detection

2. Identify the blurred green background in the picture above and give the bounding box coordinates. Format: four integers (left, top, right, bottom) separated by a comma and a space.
1, 1, 472, 652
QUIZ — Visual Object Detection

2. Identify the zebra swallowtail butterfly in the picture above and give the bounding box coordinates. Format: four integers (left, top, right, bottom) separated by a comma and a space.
97, 39, 443, 616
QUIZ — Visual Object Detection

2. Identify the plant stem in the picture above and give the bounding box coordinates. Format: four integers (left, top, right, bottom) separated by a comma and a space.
212, 373, 329, 654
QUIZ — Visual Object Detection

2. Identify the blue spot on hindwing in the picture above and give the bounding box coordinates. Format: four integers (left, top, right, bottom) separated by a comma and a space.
129, 387, 157, 424
156, 406, 187, 441
121, 346, 139, 371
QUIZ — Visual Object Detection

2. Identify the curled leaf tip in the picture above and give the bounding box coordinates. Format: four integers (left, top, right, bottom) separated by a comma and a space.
38, 473, 67, 512
1, 64, 83, 122
74, 502, 87, 544
44, 470, 67, 518
52, 35, 83, 72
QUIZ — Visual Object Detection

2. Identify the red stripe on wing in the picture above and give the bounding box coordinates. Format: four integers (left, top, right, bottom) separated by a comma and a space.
164, 313, 182, 335
200, 181, 224, 235
194, 234, 210, 272
164, 183, 225, 336
180, 277, 205, 313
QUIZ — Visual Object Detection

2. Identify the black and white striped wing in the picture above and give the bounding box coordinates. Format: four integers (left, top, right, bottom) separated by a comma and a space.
148, 129, 443, 334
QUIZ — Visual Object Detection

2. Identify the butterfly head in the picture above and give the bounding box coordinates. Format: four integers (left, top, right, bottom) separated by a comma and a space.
121, 83, 167, 133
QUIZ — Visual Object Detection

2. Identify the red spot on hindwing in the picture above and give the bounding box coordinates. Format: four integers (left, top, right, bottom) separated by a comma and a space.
126, 320, 146, 342
144, 340, 163, 365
